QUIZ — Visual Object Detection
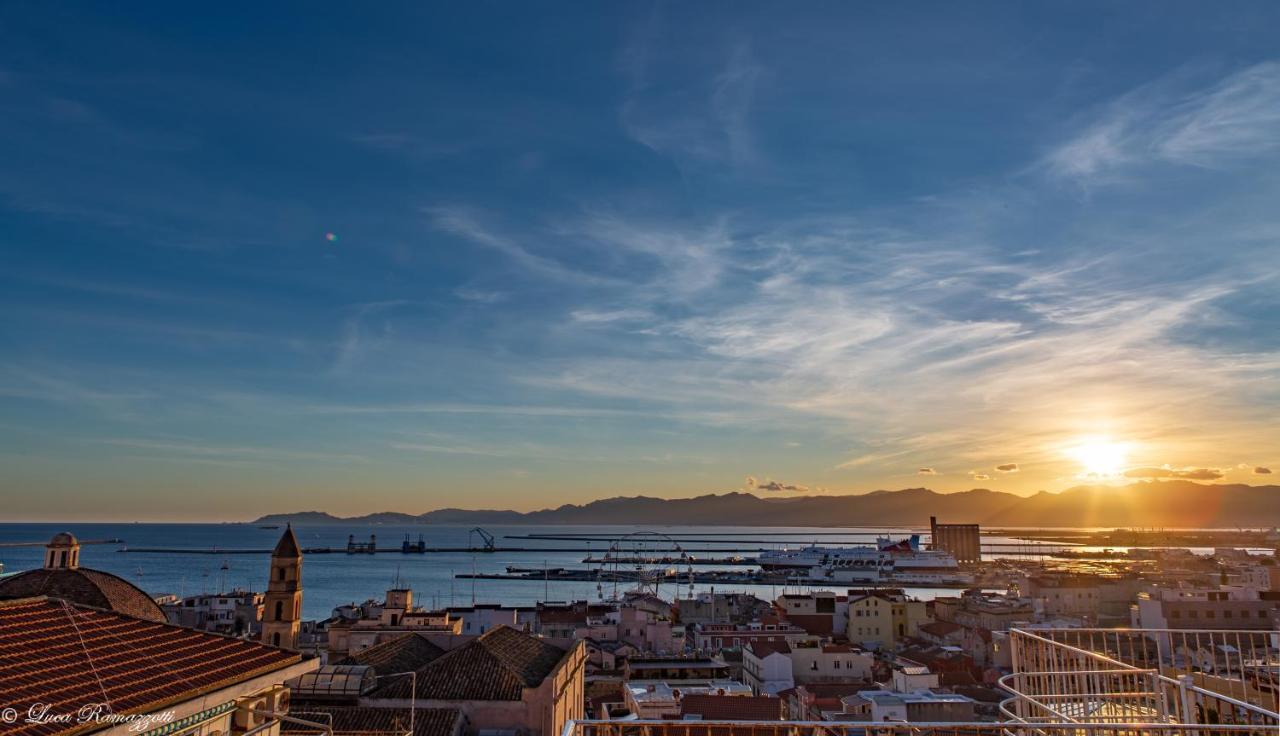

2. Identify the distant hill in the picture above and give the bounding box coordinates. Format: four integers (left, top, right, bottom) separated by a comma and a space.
252, 481, 1279, 528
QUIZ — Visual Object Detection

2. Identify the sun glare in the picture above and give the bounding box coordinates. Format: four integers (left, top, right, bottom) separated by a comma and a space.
1067, 438, 1130, 477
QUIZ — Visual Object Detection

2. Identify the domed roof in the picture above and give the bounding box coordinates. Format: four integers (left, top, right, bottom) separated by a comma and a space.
0, 568, 165, 623
49, 531, 79, 546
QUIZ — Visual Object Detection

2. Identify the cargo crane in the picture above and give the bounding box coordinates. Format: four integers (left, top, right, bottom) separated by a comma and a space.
469, 527, 496, 552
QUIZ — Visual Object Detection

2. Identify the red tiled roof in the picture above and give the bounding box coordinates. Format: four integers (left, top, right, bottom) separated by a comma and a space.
919, 621, 963, 638
336, 633, 446, 677
536, 610, 587, 625
782, 614, 833, 636
0, 568, 165, 623
680, 695, 782, 721
374, 626, 568, 702
0, 597, 303, 736
744, 640, 790, 657
283, 706, 460, 736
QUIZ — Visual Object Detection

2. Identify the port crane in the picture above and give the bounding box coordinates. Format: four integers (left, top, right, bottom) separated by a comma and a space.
469, 527, 496, 552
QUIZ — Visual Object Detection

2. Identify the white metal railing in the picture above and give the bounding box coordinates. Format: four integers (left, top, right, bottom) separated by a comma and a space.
563, 719, 1275, 736
1003, 628, 1279, 728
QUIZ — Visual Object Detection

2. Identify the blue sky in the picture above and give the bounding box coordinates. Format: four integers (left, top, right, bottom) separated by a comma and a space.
2, 3, 1278, 520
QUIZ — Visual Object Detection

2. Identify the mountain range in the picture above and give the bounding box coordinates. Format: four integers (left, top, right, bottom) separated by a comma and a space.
253, 480, 1279, 528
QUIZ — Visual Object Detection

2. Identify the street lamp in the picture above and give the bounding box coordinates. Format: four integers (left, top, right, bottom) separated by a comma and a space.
381, 670, 417, 736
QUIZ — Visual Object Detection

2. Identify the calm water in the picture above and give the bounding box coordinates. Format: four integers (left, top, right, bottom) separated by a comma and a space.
1, 523, 998, 619
1, 522, 1241, 620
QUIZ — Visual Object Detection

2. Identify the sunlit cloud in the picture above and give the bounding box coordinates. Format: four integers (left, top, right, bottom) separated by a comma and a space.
1123, 466, 1225, 481
745, 476, 809, 493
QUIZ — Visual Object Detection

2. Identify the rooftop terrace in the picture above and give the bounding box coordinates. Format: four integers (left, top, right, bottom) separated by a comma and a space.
565, 625, 1279, 736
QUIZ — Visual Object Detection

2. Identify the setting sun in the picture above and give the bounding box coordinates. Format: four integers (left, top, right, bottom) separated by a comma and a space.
1067, 438, 1131, 477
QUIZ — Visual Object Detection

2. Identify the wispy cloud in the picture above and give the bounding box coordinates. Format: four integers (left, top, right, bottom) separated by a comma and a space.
1045, 62, 1280, 183
96, 437, 367, 465
620, 29, 764, 169
308, 402, 650, 419
570, 308, 652, 324
426, 205, 617, 286
519, 62, 1280, 485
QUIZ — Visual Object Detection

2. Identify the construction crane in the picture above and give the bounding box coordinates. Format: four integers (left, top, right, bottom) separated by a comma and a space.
469, 527, 496, 552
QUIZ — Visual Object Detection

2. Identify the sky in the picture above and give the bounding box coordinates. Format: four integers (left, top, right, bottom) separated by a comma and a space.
2, 3, 1278, 521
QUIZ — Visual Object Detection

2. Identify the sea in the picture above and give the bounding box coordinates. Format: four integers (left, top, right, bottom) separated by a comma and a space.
0, 522, 1244, 620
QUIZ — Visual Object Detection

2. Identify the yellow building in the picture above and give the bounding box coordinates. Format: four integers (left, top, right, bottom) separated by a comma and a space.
846, 590, 929, 648
262, 525, 303, 650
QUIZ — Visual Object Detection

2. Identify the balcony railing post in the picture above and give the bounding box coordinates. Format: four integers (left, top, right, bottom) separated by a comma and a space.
1178, 673, 1196, 725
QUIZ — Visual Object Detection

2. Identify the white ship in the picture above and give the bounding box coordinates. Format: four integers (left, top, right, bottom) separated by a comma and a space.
758, 535, 972, 585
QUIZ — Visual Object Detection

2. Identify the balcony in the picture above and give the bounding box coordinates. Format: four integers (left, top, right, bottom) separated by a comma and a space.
563, 626, 1278, 736
1002, 627, 1278, 726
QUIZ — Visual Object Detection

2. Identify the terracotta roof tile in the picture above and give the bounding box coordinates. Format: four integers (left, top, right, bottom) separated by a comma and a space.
375, 626, 567, 702
0, 597, 302, 736
0, 569, 165, 623
744, 640, 790, 657
679, 695, 782, 721
919, 621, 963, 638
283, 706, 460, 736
336, 634, 446, 677
782, 614, 833, 636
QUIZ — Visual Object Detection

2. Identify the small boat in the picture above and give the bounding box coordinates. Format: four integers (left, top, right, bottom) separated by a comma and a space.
259, 525, 280, 530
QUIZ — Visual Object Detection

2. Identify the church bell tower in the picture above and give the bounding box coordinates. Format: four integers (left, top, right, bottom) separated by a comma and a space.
261, 525, 302, 650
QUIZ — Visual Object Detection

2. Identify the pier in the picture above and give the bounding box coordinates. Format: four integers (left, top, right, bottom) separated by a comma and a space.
455, 567, 975, 589
0, 538, 124, 548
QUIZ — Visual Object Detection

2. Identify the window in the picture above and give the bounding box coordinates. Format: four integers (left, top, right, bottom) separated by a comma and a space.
274, 601, 284, 621
1171, 610, 1181, 619
1206, 611, 1215, 619
278, 568, 286, 581
1224, 610, 1233, 619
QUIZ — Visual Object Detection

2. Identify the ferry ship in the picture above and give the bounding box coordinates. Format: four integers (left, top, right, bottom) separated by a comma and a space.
758, 535, 972, 585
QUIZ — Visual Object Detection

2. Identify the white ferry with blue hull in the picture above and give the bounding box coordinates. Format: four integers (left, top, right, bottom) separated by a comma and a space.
758, 535, 973, 585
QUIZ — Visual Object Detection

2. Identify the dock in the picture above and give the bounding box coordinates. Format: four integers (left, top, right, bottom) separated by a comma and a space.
455, 567, 975, 589
0, 538, 124, 548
